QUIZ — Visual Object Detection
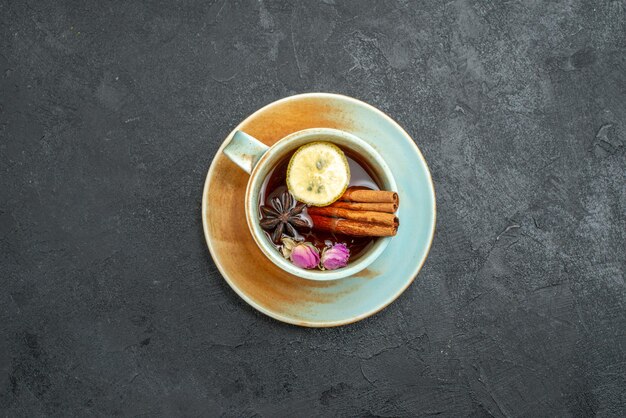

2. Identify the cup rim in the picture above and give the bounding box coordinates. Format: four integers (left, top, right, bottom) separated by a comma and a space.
244, 127, 397, 281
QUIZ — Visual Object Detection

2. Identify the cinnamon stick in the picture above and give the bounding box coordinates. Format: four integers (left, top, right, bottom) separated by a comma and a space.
310, 215, 398, 237
340, 187, 399, 206
329, 201, 398, 214
307, 206, 398, 227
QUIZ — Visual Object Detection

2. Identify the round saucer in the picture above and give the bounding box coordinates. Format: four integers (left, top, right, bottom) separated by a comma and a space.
202, 93, 436, 327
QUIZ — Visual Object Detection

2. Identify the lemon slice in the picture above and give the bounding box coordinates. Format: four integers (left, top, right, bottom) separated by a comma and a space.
287, 142, 350, 206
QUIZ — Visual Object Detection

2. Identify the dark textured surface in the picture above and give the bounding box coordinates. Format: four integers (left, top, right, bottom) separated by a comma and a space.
1, 1, 625, 416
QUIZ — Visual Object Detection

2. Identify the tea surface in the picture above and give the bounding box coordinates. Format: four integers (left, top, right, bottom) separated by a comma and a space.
259, 147, 380, 261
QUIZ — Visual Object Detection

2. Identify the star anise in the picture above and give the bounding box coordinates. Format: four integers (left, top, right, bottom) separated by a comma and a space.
260, 190, 310, 243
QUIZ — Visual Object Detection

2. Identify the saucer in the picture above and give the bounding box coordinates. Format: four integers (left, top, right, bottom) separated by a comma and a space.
202, 93, 436, 327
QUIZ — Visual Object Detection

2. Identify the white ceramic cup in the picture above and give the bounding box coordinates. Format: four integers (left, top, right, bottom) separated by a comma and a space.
223, 127, 396, 281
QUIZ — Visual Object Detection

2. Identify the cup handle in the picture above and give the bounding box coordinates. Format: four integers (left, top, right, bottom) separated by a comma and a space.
222, 130, 270, 175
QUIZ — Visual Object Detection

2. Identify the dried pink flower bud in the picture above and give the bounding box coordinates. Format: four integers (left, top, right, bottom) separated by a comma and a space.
321, 243, 350, 270
290, 242, 320, 269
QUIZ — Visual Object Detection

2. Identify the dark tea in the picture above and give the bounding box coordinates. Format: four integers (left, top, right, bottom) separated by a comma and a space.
259, 147, 380, 263
257, 139, 399, 271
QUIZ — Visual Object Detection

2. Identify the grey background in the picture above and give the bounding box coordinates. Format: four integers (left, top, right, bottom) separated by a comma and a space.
1, 0, 625, 416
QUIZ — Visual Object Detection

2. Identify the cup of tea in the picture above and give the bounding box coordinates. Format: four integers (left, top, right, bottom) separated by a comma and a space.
223, 128, 398, 281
